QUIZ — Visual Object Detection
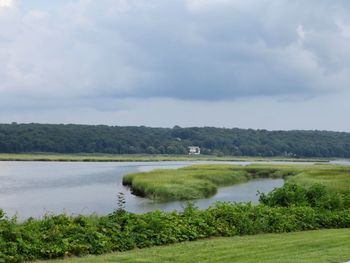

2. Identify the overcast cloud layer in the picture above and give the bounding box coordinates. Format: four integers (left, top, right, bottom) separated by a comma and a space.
1, 0, 350, 130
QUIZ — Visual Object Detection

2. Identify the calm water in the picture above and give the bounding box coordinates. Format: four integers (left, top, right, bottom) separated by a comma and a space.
330, 160, 350, 165
0, 161, 288, 219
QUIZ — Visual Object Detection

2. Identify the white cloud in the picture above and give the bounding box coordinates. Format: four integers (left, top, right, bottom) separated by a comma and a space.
0, 0, 13, 8
185, 0, 255, 11
296, 24, 305, 45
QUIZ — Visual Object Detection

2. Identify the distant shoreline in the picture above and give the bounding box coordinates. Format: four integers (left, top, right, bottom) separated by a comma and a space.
0, 153, 332, 162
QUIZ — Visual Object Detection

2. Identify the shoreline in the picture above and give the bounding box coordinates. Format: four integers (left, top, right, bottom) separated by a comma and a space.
0, 153, 332, 163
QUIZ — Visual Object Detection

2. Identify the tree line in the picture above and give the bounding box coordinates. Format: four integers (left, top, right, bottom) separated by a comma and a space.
0, 123, 350, 157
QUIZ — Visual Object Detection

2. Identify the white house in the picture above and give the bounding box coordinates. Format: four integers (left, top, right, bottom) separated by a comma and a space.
188, 146, 200, 155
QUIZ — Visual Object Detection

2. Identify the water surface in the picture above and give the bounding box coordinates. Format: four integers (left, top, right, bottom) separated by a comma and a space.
0, 161, 289, 219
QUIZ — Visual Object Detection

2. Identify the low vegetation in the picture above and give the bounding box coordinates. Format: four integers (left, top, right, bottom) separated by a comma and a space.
123, 163, 350, 201
123, 165, 254, 200
0, 153, 326, 162
1, 163, 349, 262
288, 165, 350, 192
260, 183, 350, 210
1, 182, 350, 262
39, 228, 350, 263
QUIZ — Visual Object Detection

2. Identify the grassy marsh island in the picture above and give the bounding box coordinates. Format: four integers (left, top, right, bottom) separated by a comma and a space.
123, 164, 350, 201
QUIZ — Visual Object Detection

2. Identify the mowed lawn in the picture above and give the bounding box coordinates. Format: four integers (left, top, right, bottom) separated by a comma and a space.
38, 228, 350, 263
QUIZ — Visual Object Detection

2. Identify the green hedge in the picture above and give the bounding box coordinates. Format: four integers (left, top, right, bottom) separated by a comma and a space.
1, 202, 350, 263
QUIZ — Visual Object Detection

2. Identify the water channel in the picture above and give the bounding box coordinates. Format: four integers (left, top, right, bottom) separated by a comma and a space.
0, 161, 324, 219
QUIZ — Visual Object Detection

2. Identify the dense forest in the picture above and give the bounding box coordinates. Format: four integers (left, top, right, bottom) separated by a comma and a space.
0, 123, 350, 157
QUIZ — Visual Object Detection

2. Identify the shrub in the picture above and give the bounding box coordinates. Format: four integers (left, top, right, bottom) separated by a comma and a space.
1, 199, 350, 262
259, 183, 350, 210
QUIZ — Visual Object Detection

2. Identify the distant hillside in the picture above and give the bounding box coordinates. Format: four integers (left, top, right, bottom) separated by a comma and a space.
0, 123, 350, 157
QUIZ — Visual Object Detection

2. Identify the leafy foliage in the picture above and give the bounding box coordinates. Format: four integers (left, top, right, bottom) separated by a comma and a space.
1, 191, 350, 262
1, 123, 350, 157
37, 229, 350, 263
259, 183, 350, 210
1, 163, 350, 262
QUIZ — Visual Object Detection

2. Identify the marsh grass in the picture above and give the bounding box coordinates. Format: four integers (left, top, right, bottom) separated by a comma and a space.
123, 165, 282, 201
0, 153, 330, 162
123, 164, 350, 201
123, 166, 248, 200
288, 166, 350, 193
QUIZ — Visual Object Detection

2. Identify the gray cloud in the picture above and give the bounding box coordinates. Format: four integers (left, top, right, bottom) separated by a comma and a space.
2, 92, 350, 132
1, 0, 350, 107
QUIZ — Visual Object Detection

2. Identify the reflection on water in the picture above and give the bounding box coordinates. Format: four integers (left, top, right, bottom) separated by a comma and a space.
330, 160, 350, 165
0, 161, 287, 219
128, 178, 284, 214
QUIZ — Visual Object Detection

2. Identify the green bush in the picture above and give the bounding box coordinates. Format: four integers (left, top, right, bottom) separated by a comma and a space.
259, 183, 350, 210
1, 196, 350, 263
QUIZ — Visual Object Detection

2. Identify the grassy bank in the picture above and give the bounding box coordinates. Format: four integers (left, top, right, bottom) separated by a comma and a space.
0, 153, 330, 162
2, 201, 350, 262
123, 164, 350, 201
289, 165, 350, 192
37, 228, 350, 263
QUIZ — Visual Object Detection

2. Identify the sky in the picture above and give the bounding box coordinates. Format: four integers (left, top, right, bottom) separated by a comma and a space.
1, 0, 350, 131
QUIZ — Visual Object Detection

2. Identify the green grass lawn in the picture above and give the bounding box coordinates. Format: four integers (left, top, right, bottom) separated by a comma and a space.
37, 228, 350, 263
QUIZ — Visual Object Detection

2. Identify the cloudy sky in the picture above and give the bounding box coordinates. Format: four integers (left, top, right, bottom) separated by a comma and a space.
1, 0, 350, 131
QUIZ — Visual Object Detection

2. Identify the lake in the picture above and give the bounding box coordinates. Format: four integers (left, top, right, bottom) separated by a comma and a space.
0, 161, 294, 219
